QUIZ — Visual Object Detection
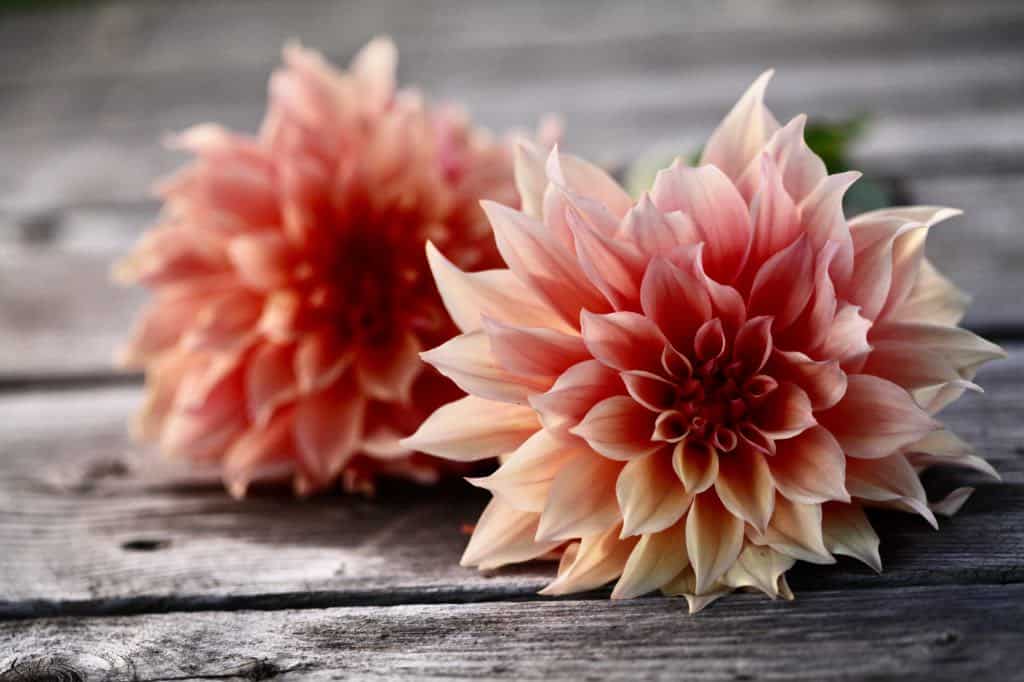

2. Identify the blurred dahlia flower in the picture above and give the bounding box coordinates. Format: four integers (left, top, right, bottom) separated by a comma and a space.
404, 71, 1004, 611
115, 38, 558, 496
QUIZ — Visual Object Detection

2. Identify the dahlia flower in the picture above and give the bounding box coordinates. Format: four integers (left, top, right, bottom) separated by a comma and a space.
115, 38, 557, 496
404, 72, 1004, 611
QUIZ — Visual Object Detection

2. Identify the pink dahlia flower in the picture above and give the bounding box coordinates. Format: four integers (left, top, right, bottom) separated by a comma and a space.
405, 71, 1005, 611
115, 38, 558, 497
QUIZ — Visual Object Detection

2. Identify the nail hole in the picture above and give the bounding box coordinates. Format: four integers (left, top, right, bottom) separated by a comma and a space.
121, 538, 170, 552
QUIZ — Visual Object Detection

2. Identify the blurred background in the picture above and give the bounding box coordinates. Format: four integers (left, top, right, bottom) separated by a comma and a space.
0, 0, 1022, 383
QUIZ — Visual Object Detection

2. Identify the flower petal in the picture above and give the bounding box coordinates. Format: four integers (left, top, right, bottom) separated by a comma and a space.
400, 395, 539, 461
672, 440, 719, 494
421, 331, 550, 404
246, 341, 299, 425
818, 374, 941, 459
617, 451, 692, 537
686, 490, 744, 594
821, 502, 881, 572
539, 524, 637, 596
571, 395, 661, 461
483, 199, 610, 328
700, 70, 780, 182
771, 425, 849, 505
756, 495, 834, 564
469, 429, 579, 512
767, 349, 847, 411
483, 317, 589, 379
294, 374, 366, 484
528, 359, 623, 434
651, 163, 753, 282
715, 443, 776, 533
619, 194, 699, 259
753, 381, 816, 441
536, 451, 623, 542
639, 257, 711, 352
580, 309, 667, 373
845, 454, 937, 529
612, 519, 689, 599
355, 330, 422, 403
461, 497, 562, 570
748, 234, 814, 330
425, 242, 569, 334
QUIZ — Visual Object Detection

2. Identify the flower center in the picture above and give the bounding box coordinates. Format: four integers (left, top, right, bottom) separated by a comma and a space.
649, 320, 778, 454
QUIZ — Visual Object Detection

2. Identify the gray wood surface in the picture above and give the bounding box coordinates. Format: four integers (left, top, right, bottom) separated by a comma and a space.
2, 1, 1024, 679
3, 584, 1023, 681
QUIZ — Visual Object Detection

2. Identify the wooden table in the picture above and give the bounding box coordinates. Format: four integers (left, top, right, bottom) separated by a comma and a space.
2, 1, 1023, 679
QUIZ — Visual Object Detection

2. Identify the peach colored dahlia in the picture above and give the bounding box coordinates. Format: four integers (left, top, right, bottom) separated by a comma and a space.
404, 72, 1005, 611
115, 38, 558, 497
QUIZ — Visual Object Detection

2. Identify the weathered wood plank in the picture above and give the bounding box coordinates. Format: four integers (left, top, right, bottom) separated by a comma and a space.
3, 584, 1023, 681
0, 349, 1020, 618
3, 1, 1024, 214
5, 49, 1024, 212
3, 0, 1021, 87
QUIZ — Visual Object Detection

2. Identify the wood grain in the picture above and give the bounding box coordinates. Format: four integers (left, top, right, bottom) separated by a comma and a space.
0, 347, 1020, 619
3, 584, 1023, 681
3, 1, 1024, 216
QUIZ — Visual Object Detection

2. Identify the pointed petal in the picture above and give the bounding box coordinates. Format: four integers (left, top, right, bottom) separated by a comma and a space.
612, 519, 689, 599
425, 242, 569, 334
617, 451, 692, 537
619, 194, 699, 258
570, 395, 661, 461
483, 317, 588, 378
748, 152, 802, 267
421, 331, 550, 404
758, 495, 834, 564
767, 349, 847, 411
723, 544, 796, 599
821, 502, 881, 572
771, 425, 849, 505
546, 147, 634, 219
738, 114, 827, 205
536, 451, 623, 541
672, 440, 719, 494
700, 70, 780, 181
639, 257, 711, 351
889, 258, 969, 327
686, 490, 745, 594
715, 443, 776, 533
461, 498, 563, 570
294, 374, 366, 482
528, 359, 623, 434
797, 171, 861, 288
355, 330, 421, 403
753, 381, 816, 441
819, 375, 941, 459
400, 395, 539, 461
294, 327, 354, 394
580, 309, 667, 373
845, 454, 937, 528
483, 200, 610, 328
539, 524, 636, 595
651, 163, 753, 282
469, 429, 578, 512
246, 341, 299, 425
748, 234, 814, 330
514, 140, 549, 219
818, 303, 873, 364
567, 209, 646, 310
